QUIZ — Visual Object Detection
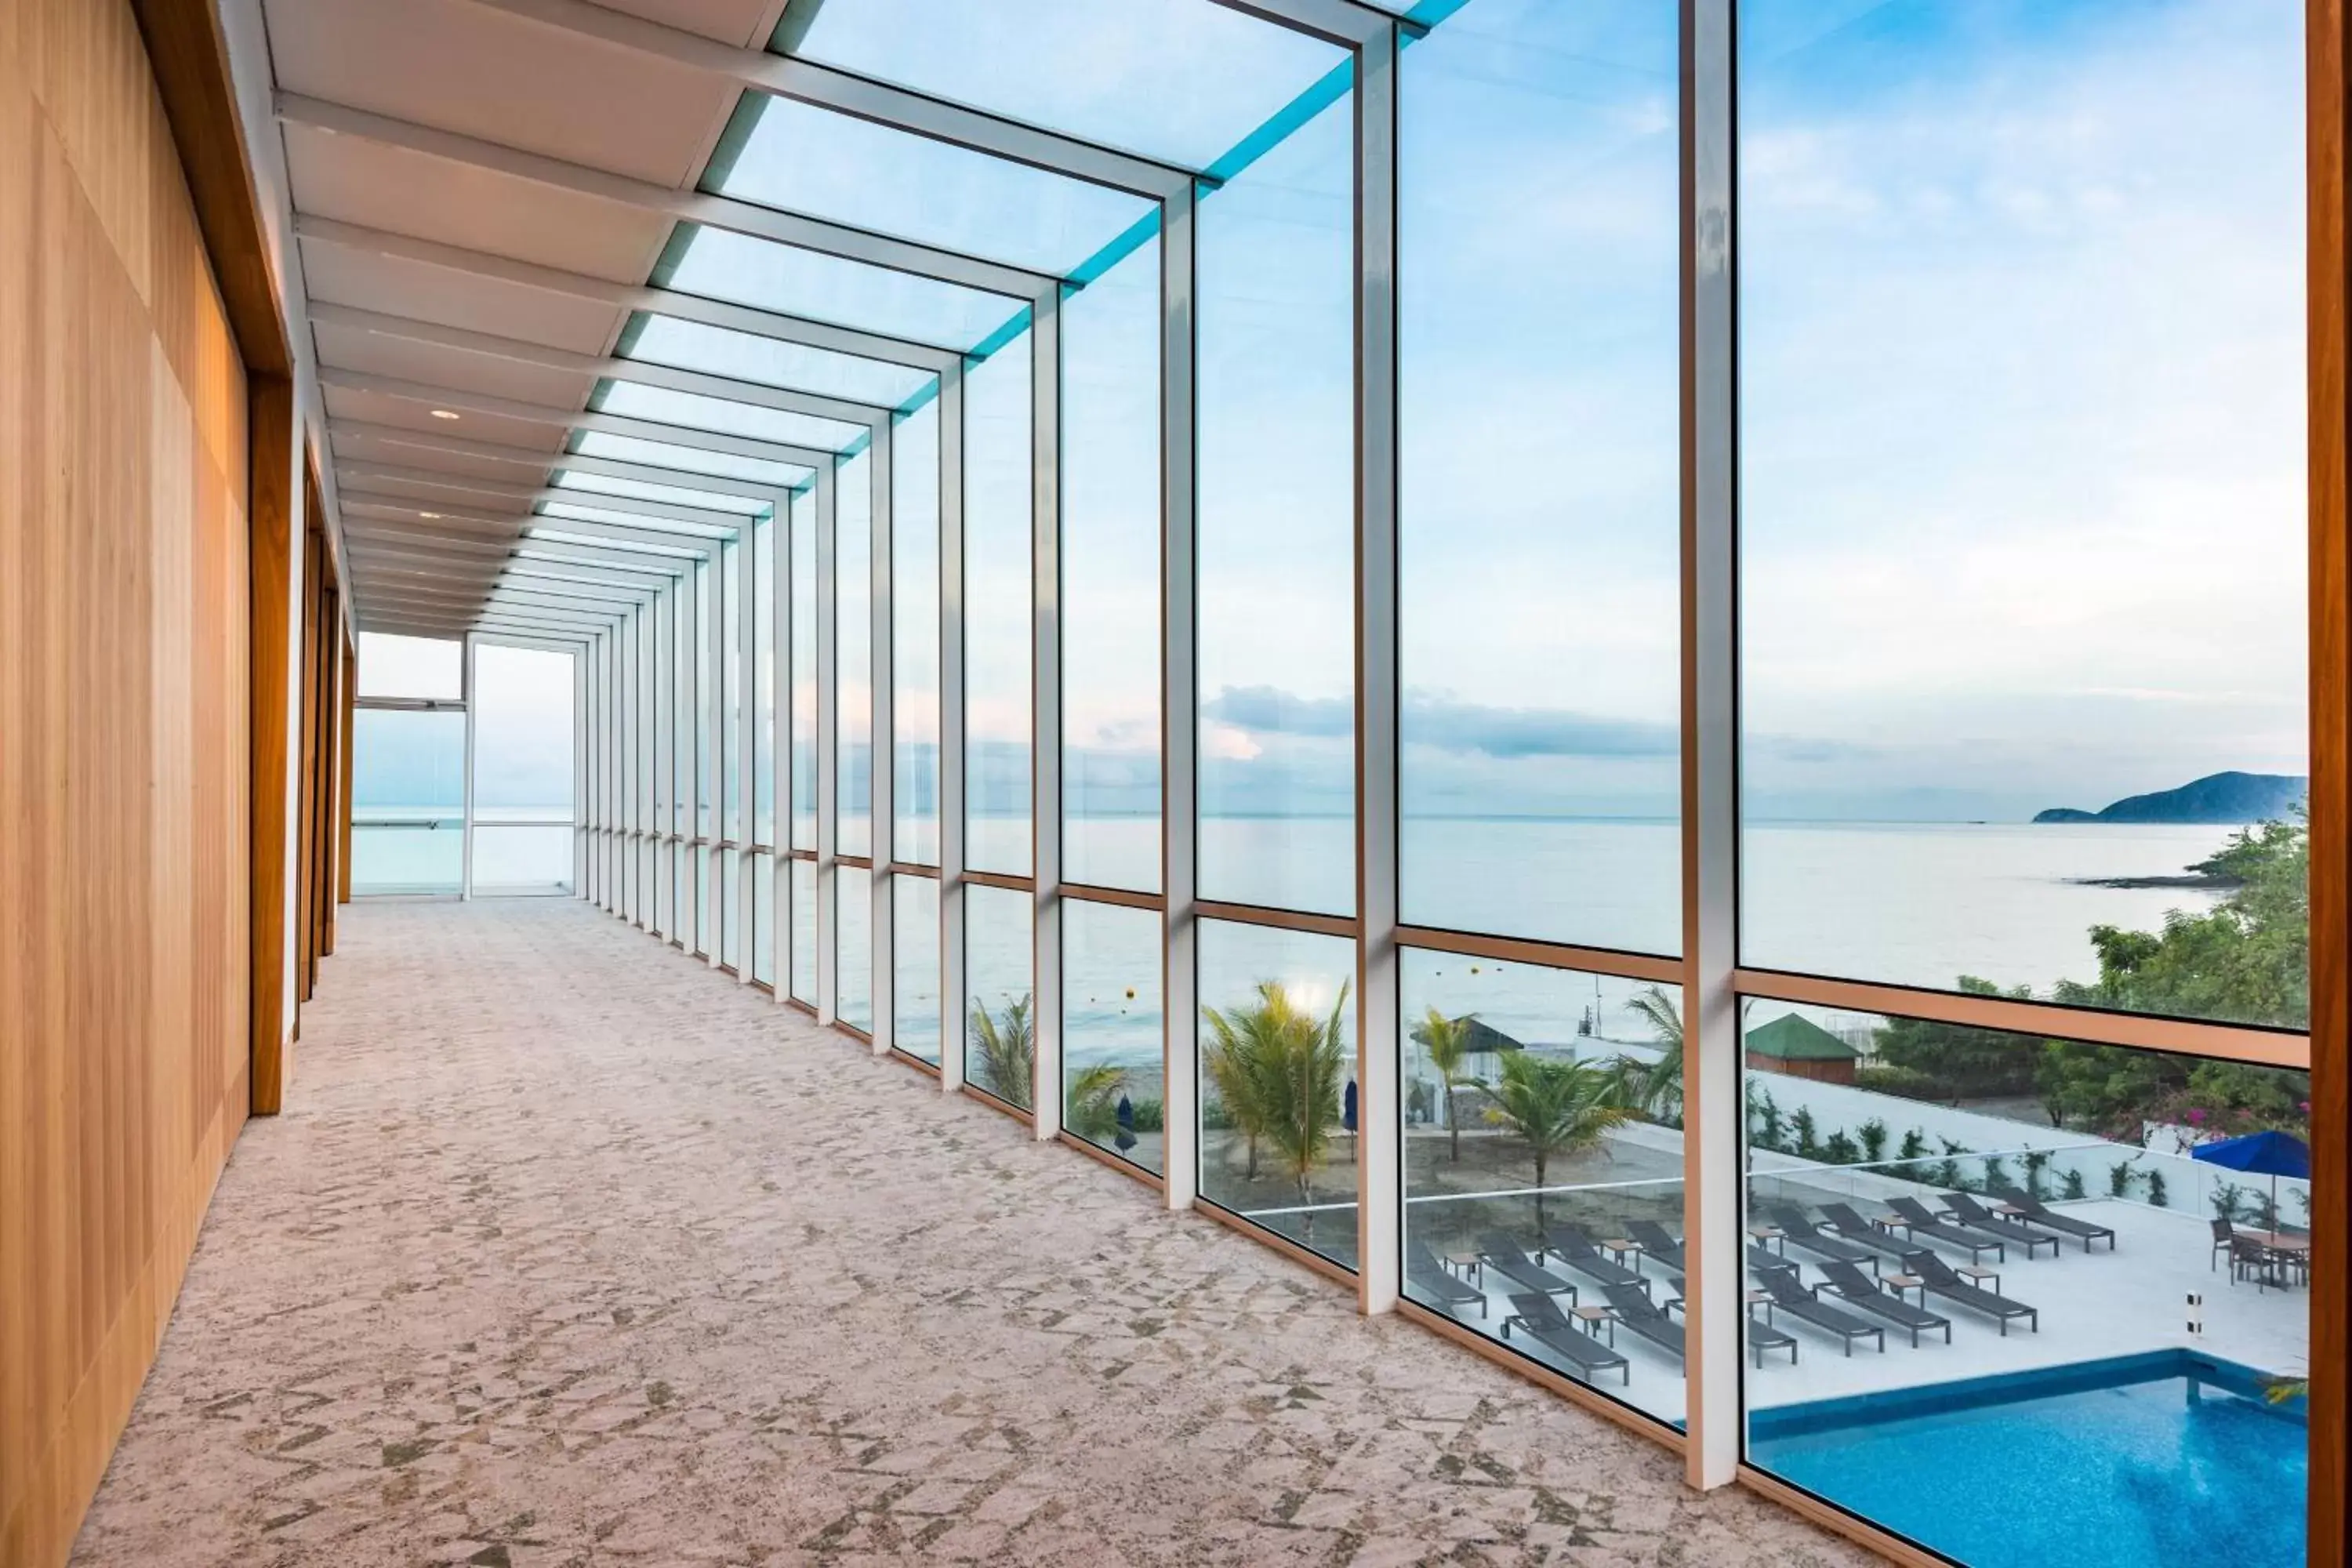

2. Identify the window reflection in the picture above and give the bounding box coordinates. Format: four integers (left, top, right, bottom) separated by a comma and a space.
1197, 93, 1355, 917
1397, 0, 1682, 956
966, 884, 1036, 1109
1740, 1000, 2309, 1566
1061, 237, 1162, 891
895, 398, 942, 866
1062, 898, 1162, 1173
1737, 0, 2307, 1026
895, 874, 941, 1065
838, 866, 873, 1031
1198, 921, 1357, 1269
1398, 949, 1687, 1426
965, 332, 1033, 876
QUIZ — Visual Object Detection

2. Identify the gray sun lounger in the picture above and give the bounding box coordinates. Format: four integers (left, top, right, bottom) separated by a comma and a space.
1748, 1243, 1798, 1279
1764, 1203, 1880, 1271
1406, 1240, 1488, 1319
1817, 1258, 1951, 1347
1902, 1249, 2040, 1335
1882, 1197, 2009, 1264
1755, 1268, 1886, 1355
1940, 1193, 2061, 1259
1749, 1318, 1798, 1367
1602, 1283, 1686, 1360
1813, 1202, 1921, 1263
1624, 1219, 1686, 1272
1504, 1292, 1630, 1385
1992, 1187, 2118, 1252
1478, 1232, 1581, 1301
1543, 1225, 1652, 1298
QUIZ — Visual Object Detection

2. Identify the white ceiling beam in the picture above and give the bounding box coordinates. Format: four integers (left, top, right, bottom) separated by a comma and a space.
319, 365, 839, 466
312, 299, 893, 424
328, 417, 801, 507
299, 216, 962, 372
276, 92, 1053, 299
512, 539, 688, 578
1207, 0, 1400, 47
503, 558, 675, 591
463, 0, 1197, 200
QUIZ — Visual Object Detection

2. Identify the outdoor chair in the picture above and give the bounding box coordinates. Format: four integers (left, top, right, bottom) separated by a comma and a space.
1502, 1292, 1629, 1385
1940, 1192, 2061, 1259
1993, 1187, 2117, 1252
1624, 1219, 1686, 1272
1601, 1283, 1686, 1361
1816, 1258, 1952, 1347
1815, 1202, 1929, 1262
1542, 1225, 1652, 1298
1755, 1268, 1887, 1356
1406, 1240, 1488, 1319
1883, 1197, 2009, 1264
1478, 1232, 1581, 1301
1765, 1203, 1881, 1272
1901, 1249, 2039, 1334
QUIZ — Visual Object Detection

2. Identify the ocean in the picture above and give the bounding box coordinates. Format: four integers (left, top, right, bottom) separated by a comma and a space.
361, 812, 2249, 1065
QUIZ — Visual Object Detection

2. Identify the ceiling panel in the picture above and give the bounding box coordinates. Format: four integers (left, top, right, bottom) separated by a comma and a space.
300, 238, 626, 356
599, 0, 787, 48
310, 321, 600, 411
283, 123, 673, 284
331, 428, 555, 488
323, 384, 570, 455
264, 0, 731, 187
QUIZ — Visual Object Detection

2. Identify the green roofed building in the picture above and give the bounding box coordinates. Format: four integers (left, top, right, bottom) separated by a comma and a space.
1744, 1013, 1863, 1085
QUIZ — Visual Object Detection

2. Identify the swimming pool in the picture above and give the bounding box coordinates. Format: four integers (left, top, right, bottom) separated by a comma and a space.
1748, 1352, 2306, 1568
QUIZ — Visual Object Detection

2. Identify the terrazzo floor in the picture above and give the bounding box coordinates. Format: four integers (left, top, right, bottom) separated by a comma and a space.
71, 898, 1871, 1567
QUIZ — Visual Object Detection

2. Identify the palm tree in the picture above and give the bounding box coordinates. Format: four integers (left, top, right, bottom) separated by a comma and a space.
1409, 1007, 1480, 1162
967, 993, 1034, 1110
1065, 1062, 1127, 1143
1203, 987, 1284, 1180
1610, 983, 1685, 1123
1204, 981, 1349, 1237
1484, 1054, 1632, 1232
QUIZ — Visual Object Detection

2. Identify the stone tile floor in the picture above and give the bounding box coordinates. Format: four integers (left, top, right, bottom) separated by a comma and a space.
72, 900, 1871, 1566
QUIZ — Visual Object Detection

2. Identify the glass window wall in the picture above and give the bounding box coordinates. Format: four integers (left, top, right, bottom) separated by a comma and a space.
894, 875, 941, 1065
895, 397, 942, 866
1062, 898, 1163, 1173
965, 883, 1036, 1109
965, 332, 1033, 876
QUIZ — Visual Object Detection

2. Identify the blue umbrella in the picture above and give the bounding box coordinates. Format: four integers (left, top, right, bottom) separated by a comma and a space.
2192, 1129, 2310, 1227
1344, 1080, 1359, 1134
1114, 1093, 1137, 1153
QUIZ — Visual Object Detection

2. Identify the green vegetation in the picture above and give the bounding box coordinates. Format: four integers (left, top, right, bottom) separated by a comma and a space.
1203, 981, 1350, 1235
1864, 818, 2310, 1139
1065, 1062, 1127, 1143
1482, 1054, 1629, 1231
967, 993, 1035, 1111
1409, 1007, 1481, 1162
1609, 985, 1685, 1125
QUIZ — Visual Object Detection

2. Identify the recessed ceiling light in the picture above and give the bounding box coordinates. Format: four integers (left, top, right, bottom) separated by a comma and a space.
419, 511, 441, 519
430, 408, 460, 420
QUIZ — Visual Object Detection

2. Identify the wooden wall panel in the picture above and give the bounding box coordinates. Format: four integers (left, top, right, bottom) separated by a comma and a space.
0, 2, 253, 1563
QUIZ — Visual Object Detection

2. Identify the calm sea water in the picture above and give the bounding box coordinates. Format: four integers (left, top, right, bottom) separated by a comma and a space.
365, 812, 2245, 1065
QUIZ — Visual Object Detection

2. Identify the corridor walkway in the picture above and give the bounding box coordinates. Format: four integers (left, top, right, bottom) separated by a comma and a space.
72, 901, 1863, 1567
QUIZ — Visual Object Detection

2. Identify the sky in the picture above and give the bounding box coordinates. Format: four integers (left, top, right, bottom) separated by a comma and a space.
362, 0, 2310, 832
354, 634, 576, 809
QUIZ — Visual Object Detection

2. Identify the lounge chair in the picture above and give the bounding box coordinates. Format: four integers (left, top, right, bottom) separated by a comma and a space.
1601, 1283, 1685, 1361
1502, 1293, 1629, 1385
1543, 1225, 1652, 1298
1476, 1232, 1579, 1301
1748, 1243, 1798, 1279
1755, 1268, 1886, 1356
1993, 1187, 2117, 1252
1883, 1197, 2008, 1264
1814, 1203, 1920, 1263
1902, 1249, 2039, 1334
1940, 1193, 2061, 1259
1816, 1258, 1951, 1347
1764, 1203, 1880, 1271
1625, 1219, 1686, 1272
1406, 1240, 1488, 1319
1749, 1318, 1798, 1367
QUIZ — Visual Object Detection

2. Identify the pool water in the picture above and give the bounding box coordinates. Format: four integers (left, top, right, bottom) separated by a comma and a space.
1748, 1352, 2306, 1568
